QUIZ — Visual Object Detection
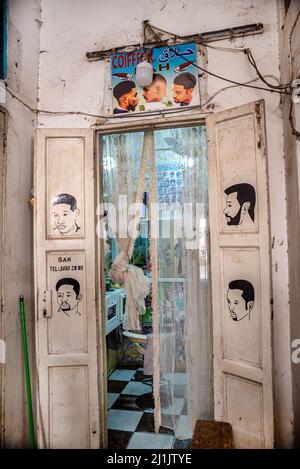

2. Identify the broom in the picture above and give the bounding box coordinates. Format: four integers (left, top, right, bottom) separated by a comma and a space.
19, 295, 35, 448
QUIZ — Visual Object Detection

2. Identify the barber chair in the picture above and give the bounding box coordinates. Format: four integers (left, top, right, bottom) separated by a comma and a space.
122, 330, 154, 410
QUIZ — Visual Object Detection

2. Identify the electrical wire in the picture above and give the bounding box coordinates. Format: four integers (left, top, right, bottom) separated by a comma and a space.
200, 75, 285, 108
5, 86, 108, 119
188, 58, 289, 95
289, 100, 300, 138
145, 22, 299, 137
245, 48, 290, 90
5, 84, 212, 119
145, 21, 292, 90
203, 43, 246, 53
6, 68, 292, 123
143, 21, 249, 54
204, 43, 290, 90
5, 21, 298, 135
145, 22, 291, 96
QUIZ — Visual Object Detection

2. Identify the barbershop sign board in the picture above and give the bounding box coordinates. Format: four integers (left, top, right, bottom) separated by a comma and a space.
110, 42, 200, 115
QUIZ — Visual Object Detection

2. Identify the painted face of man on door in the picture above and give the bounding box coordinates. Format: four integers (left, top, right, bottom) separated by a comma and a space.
226, 280, 254, 322
223, 192, 243, 225
56, 278, 82, 316
52, 193, 80, 235
223, 183, 256, 226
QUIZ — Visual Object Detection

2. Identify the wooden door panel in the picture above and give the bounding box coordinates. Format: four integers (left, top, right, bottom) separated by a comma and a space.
207, 101, 273, 448
34, 129, 100, 448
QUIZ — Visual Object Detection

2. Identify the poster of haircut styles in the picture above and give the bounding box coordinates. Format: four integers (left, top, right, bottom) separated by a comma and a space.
46, 137, 84, 239
47, 251, 87, 354
110, 42, 200, 115
157, 163, 183, 209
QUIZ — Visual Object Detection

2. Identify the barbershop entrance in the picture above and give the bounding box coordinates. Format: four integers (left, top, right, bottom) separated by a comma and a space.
33, 100, 274, 449
100, 125, 212, 449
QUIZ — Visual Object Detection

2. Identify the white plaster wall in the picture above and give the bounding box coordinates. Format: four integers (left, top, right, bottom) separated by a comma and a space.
36, 0, 292, 447
1, 0, 41, 448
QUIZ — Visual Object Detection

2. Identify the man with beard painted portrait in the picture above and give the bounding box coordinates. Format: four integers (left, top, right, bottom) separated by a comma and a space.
113, 80, 138, 114
223, 183, 256, 229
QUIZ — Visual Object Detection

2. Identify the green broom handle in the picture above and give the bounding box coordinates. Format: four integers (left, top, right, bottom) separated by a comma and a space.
19, 295, 35, 449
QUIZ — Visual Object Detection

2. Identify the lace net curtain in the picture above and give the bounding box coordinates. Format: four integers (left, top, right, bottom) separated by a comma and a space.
156, 126, 213, 439
103, 132, 151, 331
102, 127, 212, 439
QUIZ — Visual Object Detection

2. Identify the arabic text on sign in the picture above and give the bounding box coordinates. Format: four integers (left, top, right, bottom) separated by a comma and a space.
158, 46, 195, 63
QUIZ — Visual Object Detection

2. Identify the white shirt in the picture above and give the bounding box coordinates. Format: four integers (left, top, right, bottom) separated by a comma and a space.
144, 96, 170, 111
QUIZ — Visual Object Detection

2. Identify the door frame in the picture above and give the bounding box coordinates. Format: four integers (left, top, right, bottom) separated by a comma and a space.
0, 106, 7, 449
95, 112, 207, 446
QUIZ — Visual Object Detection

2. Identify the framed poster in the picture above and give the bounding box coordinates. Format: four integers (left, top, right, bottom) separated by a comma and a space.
157, 163, 183, 209
111, 43, 200, 115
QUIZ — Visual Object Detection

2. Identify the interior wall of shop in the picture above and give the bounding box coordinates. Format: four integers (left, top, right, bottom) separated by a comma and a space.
0, 0, 40, 448
36, 0, 293, 448
278, 0, 300, 447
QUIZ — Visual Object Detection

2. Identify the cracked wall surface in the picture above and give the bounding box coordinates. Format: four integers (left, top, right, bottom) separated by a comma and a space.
37, 0, 292, 447
1, 0, 40, 448
0, 0, 297, 448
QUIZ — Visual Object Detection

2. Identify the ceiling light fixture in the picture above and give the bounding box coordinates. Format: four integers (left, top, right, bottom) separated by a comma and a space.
135, 52, 153, 87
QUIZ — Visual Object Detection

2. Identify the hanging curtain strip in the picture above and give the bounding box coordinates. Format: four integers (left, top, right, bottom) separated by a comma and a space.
121, 132, 150, 331
115, 134, 127, 240
128, 133, 149, 258
148, 130, 161, 433
119, 134, 127, 195
112, 130, 161, 429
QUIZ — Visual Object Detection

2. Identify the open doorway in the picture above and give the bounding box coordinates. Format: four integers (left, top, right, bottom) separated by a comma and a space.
32, 102, 273, 448
99, 125, 213, 449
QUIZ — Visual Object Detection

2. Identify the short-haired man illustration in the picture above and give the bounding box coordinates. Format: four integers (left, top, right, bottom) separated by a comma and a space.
52, 193, 80, 235
172, 72, 197, 106
113, 80, 138, 114
227, 279, 255, 322
223, 183, 256, 228
143, 73, 168, 110
56, 278, 82, 316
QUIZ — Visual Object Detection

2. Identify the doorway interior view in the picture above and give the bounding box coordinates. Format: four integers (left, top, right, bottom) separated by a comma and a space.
100, 125, 213, 449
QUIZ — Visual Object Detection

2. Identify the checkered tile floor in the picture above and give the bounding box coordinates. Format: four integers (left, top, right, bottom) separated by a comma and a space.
107, 368, 192, 449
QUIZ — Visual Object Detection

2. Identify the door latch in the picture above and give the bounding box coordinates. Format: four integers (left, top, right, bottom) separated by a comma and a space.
38, 290, 52, 319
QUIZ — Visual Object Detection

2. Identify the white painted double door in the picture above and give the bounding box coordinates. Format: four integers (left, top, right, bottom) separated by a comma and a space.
34, 101, 274, 448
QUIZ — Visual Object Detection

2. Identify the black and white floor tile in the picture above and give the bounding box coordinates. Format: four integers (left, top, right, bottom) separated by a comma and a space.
107, 368, 192, 449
